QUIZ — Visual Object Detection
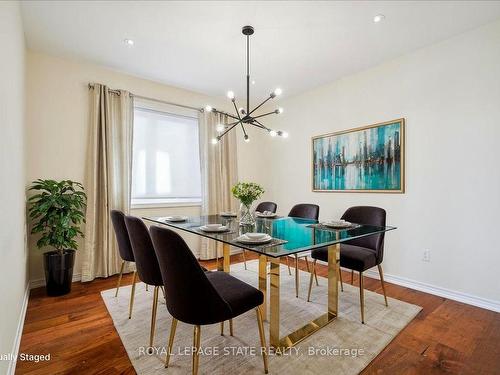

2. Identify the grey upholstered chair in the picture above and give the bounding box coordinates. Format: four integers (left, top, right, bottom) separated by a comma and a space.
150, 225, 268, 375
308, 206, 388, 324
110, 210, 137, 317
124, 215, 164, 350
240, 201, 278, 270
286, 204, 320, 298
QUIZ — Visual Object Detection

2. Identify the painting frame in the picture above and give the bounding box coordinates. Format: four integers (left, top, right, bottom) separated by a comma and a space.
311, 118, 405, 193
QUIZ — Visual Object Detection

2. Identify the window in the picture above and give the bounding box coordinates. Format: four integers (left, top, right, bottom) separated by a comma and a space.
131, 101, 202, 206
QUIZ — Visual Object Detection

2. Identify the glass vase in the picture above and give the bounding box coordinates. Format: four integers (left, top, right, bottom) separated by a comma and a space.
239, 203, 255, 226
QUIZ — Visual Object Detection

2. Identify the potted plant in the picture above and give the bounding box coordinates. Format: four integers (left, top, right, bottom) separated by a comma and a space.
28, 179, 87, 296
231, 182, 265, 226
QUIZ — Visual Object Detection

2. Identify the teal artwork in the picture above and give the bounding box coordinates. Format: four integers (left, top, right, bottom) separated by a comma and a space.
312, 119, 405, 192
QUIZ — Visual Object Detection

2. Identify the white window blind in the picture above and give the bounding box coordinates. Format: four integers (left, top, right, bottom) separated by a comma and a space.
131, 104, 201, 206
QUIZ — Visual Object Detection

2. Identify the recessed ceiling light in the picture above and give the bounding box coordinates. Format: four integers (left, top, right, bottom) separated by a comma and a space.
124, 38, 134, 46
373, 14, 385, 23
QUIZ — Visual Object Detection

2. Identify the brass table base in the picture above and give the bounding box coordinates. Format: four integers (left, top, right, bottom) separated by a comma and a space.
217, 241, 339, 351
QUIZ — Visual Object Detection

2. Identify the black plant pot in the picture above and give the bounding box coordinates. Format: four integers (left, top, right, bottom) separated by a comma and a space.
43, 249, 76, 296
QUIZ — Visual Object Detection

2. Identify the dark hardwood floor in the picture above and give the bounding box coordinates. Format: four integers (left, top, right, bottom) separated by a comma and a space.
16, 254, 500, 374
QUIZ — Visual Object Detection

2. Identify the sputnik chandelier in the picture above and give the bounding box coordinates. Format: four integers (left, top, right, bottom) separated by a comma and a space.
205, 25, 288, 144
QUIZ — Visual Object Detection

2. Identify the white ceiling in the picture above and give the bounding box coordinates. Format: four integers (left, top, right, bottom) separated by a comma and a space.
21, 1, 500, 99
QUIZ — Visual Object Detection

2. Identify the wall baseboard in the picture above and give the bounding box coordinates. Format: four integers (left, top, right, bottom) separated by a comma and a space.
7, 283, 30, 375
30, 273, 82, 289
363, 268, 500, 313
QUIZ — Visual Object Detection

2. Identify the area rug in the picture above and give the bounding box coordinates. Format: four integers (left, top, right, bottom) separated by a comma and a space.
101, 260, 421, 374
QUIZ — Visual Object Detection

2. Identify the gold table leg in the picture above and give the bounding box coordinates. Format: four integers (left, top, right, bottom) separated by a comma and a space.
269, 257, 281, 349
294, 254, 299, 298
258, 255, 268, 321
269, 243, 340, 351
222, 243, 230, 273
216, 242, 231, 273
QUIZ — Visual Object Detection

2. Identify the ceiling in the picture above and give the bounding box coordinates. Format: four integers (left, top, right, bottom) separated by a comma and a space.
21, 1, 500, 99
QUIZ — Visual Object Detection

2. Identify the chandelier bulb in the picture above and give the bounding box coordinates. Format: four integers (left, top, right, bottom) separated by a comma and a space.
276, 107, 284, 114
216, 124, 225, 132
244, 135, 250, 143
269, 130, 277, 137
227, 91, 235, 100
282, 131, 289, 138
211, 137, 219, 145
274, 88, 282, 96
205, 105, 213, 112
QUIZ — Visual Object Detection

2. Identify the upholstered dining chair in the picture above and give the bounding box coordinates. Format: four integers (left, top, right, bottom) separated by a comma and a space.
124, 215, 164, 350
255, 201, 278, 214
287, 203, 320, 298
150, 225, 269, 375
307, 206, 388, 324
239, 201, 278, 270
110, 210, 138, 317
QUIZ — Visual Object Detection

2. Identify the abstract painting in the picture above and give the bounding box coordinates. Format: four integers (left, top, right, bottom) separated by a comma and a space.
312, 119, 405, 193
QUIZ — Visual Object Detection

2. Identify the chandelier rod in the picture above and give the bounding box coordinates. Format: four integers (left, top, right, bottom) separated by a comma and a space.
217, 120, 241, 139
248, 95, 272, 117
252, 110, 279, 120
246, 34, 250, 115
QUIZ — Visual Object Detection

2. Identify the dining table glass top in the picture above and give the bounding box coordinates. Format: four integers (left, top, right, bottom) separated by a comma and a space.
144, 215, 395, 258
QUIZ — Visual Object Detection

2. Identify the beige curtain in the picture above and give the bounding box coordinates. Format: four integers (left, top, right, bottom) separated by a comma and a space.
199, 112, 238, 260
81, 84, 134, 282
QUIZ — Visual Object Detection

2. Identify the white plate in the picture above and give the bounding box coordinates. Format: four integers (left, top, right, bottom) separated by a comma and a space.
323, 221, 352, 228
245, 232, 268, 240
256, 212, 277, 218
162, 216, 188, 222
199, 225, 228, 232
220, 212, 237, 217
236, 234, 272, 244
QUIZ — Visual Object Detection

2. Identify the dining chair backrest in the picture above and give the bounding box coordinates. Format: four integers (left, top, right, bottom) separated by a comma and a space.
341, 206, 386, 262
288, 203, 320, 221
149, 225, 233, 325
110, 210, 135, 262
255, 201, 277, 213
124, 216, 163, 286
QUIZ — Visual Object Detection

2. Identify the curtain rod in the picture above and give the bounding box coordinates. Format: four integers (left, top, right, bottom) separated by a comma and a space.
88, 83, 203, 113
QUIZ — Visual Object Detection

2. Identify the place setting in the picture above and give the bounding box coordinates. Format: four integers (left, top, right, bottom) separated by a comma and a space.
158, 215, 188, 223
198, 223, 231, 233
235, 231, 288, 248
309, 219, 360, 231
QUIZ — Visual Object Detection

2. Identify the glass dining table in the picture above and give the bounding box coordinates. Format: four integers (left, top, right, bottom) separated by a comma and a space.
144, 215, 396, 351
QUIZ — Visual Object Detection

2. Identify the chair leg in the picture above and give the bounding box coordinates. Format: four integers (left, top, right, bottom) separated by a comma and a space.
359, 272, 365, 324
115, 260, 125, 297
242, 250, 247, 270
220, 321, 224, 335
192, 325, 201, 375
351, 269, 354, 285
129, 271, 137, 319
146, 284, 149, 291
229, 319, 234, 336
307, 259, 316, 302
164, 318, 178, 368
314, 264, 319, 286
286, 256, 291, 275
305, 256, 310, 273
378, 264, 389, 307
161, 285, 166, 300
294, 254, 299, 298
149, 286, 159, 350
338, 267, 344, 292
256, 306, 269, 374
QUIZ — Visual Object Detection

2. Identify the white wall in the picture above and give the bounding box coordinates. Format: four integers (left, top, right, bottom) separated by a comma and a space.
0, 2, 28, 374
26, 51, 226, 284
239, 20, 500, 308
